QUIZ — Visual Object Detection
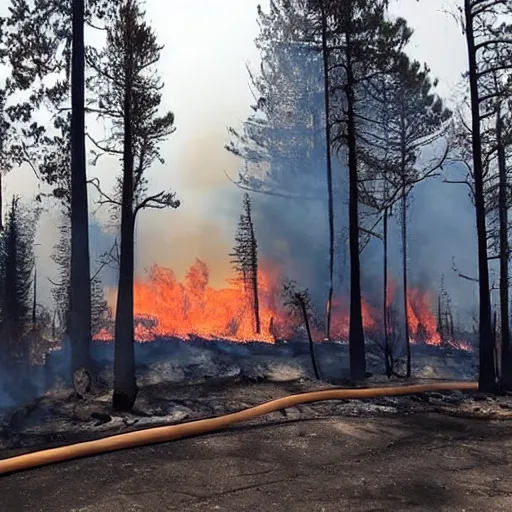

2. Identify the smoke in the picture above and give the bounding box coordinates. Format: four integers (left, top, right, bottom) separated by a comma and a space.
407, 171, 478, 323
134, 208, 236, 288
175, 131, 241, 192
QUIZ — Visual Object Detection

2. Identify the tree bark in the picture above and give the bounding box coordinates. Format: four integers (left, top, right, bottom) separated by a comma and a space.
299, 297, 321, 380
70, 0, 92, 377
32, 264, 37, 327
113, 5, 137, 411
398, 92, 411, 378
383, 206, 391, 377
320, 0, 335, 340
0, 169, 3, 231
497, 108, 511, 388
345, 9, 366, 381
464, 0, 496, 391
401, 188, 411, 377
248, 215, 261, 334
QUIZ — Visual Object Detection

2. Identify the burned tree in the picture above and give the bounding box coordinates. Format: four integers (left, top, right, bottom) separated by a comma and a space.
440, 0, 512, 390
226, 2, 339, 345
361, 55, 451, 377
317, 0, 335, 339
283, 280, 321, 380
231, 193, 261, 335
463, 0, 510, 391
327, 1, 413, 380
87, 0, 180, 411
69, 0, 92, 383
229, 0, 415, 380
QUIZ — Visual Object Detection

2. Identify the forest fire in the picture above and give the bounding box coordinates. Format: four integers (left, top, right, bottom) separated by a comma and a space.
94, 258, 472, 352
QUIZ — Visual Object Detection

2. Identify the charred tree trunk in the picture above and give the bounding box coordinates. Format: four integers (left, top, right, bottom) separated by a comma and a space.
32, 265, 37, 327
0, 91, 4, 233
493, 309, 498, 373
464, 0, 496, 391
437, 294, 442, 338
298, 296, 321, 380
383, 206, 391, 378
320, 0, 335, 340
0, 170, 3, 232
113, 11, 137, 411
497, 108, 511, 388
401, 187, 411, 377
52, 310, 57, 339
345, 13, 366, 381
231, 193, 261, 335
248, 213, 261, 335
69, 0, 92, 377
399, 95, 411, 378
251, 270, 261, 335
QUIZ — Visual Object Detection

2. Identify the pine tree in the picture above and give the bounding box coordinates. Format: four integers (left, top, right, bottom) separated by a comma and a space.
90, 276, 108, 336
50, 214, 109, 338
226, 2, 326, 199
441, 0, 512, 391
87, 0, 179, 411
360, 55, 451, 376
2, 0, 112, 377
465, 0, 499, 391
229, 0, 414, 380
326, 0, 411, 380
0, 196, 35, 363
226, 2, 337, 341
231, 193, 261, 335
316, 0, 335, 339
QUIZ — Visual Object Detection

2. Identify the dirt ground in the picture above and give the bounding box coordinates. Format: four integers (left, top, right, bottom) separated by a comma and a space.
2, 411, 512, 512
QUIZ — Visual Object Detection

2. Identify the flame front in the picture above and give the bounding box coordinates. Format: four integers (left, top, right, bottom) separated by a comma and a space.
95, 258, 471, 351
132, 259, 292, 342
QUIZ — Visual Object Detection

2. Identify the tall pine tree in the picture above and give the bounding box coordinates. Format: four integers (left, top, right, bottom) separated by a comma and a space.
87, 0, 179, 411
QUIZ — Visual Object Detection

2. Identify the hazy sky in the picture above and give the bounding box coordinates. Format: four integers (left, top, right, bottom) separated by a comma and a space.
1, 0, 469, 297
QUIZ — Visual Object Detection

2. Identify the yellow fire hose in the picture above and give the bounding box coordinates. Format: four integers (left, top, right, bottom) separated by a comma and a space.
0, 381, 477, 476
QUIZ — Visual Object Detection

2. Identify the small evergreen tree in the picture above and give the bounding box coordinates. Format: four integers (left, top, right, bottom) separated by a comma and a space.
231, 193, 261, 335
0, 196, 35, 362
3, 0, 114, 378
90, 276, 108, 336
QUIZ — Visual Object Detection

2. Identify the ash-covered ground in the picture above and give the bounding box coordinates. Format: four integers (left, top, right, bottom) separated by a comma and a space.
0, 337, 489, 457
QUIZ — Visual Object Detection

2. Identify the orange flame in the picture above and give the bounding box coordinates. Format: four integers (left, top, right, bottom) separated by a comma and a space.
406, 288, 442, 346
386, 284, 443, 346
94, 259, 471, 352
123, 259, 292, 343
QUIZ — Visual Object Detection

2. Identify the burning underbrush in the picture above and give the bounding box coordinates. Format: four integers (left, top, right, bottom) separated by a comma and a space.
94, 258, 473, 353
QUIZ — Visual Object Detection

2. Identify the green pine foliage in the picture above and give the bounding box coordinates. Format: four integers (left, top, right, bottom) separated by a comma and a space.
0, 196, 35, 359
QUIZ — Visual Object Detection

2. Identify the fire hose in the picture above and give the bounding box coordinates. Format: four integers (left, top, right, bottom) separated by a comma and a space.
0, 381, 477, 476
